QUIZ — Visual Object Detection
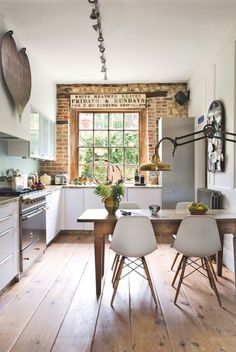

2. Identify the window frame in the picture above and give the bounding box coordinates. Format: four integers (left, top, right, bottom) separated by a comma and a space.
70, 109, 147, 181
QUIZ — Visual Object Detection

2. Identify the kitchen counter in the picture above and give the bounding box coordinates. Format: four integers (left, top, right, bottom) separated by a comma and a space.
0, 196, 19, 205
61, 184, 162, 189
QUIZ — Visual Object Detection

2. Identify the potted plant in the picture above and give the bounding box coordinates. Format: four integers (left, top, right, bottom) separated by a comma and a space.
94, 181, 125, 215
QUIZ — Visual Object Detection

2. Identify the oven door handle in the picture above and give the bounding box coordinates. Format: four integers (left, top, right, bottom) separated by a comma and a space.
21, 206, 48, 221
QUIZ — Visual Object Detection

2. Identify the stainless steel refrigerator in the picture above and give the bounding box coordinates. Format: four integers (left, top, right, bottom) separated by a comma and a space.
158, 117, 195, 208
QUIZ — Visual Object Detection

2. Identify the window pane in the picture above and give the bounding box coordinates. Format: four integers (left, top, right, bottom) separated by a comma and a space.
107, 164, 123, 183
79, 164, 93, 178
94, 113, 108, 129
79, 131, 93, 147
94, 148, 108, 161
94, 161, 107, 182
109, 131, 123, 147
94, 131, 108, 147
109, 148, 123, 164
110, 113, 123, 129
124, 113, 139, 130
31, 112, 40, 130
79, 148, 93, 163
124, 166, 136, 180
125, 148, 139, 164
124, 131, 139, 147
79, 113, 93, 129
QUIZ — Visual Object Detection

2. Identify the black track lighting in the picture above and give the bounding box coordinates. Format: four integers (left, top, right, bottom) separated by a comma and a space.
99, 43, 105, 53
89, 0, 108, 80
90, 8, 99, 20
98, 32, 104, 42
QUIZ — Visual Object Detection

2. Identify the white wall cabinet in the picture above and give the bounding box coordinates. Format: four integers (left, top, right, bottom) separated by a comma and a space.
30, 108, 56, 160
0, 200, 19, 292
7, 109, 56, 160
46, 189, 62, 244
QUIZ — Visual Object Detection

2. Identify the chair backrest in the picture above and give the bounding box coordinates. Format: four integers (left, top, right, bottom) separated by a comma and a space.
110, 216, 157, 257
176, 202, 192, 210
173, 215, 222, 257
119, 201, 140, 209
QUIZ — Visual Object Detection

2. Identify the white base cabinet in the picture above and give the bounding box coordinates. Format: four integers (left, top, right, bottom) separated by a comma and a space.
0, 201, 19, 292
46, 189, 62, 244
63, 186, 162, 231
64, 189, 84, 230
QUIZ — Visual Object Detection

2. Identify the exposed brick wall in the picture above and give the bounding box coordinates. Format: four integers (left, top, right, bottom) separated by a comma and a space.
40, 83, 188, 181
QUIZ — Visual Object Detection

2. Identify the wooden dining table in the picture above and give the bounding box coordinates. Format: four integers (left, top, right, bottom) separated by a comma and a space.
77, 208, 236, 297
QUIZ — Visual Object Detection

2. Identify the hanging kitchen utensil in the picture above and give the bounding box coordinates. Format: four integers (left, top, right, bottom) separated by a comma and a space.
1, 30, 31, 121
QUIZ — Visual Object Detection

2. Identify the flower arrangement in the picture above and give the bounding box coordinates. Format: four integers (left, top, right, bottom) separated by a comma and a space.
94, 181, 125, 214
94, 181, 125, 202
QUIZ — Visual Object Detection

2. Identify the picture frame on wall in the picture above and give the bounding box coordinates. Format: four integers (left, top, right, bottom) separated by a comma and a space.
207, 100, 225, 172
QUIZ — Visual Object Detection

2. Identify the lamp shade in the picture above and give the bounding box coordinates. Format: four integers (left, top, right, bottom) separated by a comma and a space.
139, 153, 171, 171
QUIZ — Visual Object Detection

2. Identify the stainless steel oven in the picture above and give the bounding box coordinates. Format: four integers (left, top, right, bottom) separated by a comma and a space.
20, 191, 47, 273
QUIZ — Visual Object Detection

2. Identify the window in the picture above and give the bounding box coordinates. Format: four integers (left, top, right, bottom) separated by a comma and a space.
77, 112, 140, 182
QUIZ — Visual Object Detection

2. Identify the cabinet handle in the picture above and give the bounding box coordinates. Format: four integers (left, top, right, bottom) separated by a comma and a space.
34, 247, 40, 250
0, 228, 13, 237
24, 257, 30, 260
0, 215, 11, 223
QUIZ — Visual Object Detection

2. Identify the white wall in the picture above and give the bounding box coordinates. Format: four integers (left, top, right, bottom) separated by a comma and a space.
0, 16, 56, 176
188, 19, 236, 271
0, 16, 56, 140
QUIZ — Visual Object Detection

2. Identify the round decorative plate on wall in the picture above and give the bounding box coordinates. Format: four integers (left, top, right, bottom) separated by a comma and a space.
207, 100, 225, 172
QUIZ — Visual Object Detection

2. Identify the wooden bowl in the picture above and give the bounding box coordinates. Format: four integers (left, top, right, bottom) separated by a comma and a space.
188, 208, 208, 215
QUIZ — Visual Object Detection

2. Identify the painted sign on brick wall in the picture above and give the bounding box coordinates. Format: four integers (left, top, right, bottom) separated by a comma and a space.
70, 94, 146, 109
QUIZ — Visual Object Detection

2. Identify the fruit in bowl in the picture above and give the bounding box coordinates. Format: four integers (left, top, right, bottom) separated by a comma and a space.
188, 202, 208, 215
31, 182, 46, 190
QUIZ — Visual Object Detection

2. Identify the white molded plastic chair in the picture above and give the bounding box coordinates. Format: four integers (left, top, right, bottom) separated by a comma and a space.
119, 201, 141, 209
111, 201, 140, 274
172, 215, 222, 306
110, 216, 157, 306
171, 202, 192, 270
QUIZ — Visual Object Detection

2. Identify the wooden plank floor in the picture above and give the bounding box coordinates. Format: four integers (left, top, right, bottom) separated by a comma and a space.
0, 233, 236, 352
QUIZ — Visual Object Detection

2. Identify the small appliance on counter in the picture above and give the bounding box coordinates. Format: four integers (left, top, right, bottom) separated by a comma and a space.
55, 173, 68, 185
40, 173, 52, 185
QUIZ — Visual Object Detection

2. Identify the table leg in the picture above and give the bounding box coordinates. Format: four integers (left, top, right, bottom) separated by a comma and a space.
94, 223, 104, 297
233, 234, 236, 293
216, 233, 224, 276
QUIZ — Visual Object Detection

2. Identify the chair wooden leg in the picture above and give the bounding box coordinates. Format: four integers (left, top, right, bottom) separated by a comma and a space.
171, 252, 180, 271
111, 253, 119, 271
111, 254, 120, 286
141, 257, 158, 306
174, 256, 188, 305
172, 255, 184, 287
208, 256, 218, 281
204, 257, 222, 306
111, 257, 125, 306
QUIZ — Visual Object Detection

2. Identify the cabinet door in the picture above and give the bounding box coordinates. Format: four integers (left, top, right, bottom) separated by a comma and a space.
30, 111, 40, 158
46, 190, 61, 244
64, 189, 84, 230
83, 188, 103, 230
127, 188, 162, 208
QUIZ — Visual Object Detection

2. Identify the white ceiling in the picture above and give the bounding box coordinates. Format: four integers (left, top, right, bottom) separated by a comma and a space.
0, 0, 236, 84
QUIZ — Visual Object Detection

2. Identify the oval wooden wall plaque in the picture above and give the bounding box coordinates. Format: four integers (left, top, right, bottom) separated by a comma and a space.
1, 30, 31, 121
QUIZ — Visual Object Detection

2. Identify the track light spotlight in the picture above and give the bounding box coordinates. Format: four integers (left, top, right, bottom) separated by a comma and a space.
104, 71, 108, 80
101, 65, 106, 72
98, 32, 104, 42
92, 22, 100, 31
100, 55, 106, 64
88, 0, 96, 3
90, 8, 99, 20
99, 43, 105, 53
